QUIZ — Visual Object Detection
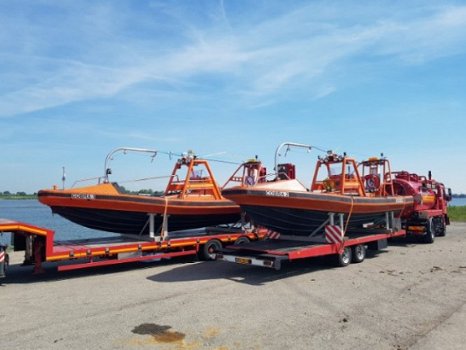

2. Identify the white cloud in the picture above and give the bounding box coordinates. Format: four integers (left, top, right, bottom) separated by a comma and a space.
1, 2, 466, 117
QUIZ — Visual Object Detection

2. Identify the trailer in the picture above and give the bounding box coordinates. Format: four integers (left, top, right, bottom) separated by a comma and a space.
0, 218, 265, 275
215, 202, 449, 271
217, 227, 406, 270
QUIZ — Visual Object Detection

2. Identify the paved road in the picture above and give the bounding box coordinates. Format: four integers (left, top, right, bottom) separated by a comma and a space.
1, 223, 465, 350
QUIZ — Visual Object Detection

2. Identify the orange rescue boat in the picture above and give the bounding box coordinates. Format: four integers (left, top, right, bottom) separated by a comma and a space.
38, 149, 241, 235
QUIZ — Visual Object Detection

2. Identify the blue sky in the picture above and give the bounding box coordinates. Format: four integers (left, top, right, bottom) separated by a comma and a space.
1, 0, 466, 193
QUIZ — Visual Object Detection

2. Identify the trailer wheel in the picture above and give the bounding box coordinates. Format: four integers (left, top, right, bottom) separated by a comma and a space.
200, 239, 222, 261
423, 218, 435, 244
234, 237, 250, 245
351, 245, 366, 263
335, 247, 352, 267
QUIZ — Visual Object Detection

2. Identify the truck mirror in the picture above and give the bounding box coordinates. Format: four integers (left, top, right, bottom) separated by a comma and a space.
447, 188, 452, 201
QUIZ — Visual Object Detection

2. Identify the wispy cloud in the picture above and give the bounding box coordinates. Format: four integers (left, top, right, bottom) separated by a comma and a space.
1, 1, 466, 117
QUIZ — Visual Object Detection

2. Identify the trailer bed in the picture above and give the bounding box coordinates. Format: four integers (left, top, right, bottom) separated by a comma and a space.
0, 218, 265, 273
217, 229, 406, 270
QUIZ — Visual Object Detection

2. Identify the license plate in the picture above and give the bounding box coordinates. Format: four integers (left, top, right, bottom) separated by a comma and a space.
235, 257, 251, 265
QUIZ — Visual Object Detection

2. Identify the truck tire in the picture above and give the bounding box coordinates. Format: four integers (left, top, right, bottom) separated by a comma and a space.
351, 244, 366, 263
436, 217, 446, 237
335, 247, 352, 267
423, 218, 435, 244
200, 239, 222, 261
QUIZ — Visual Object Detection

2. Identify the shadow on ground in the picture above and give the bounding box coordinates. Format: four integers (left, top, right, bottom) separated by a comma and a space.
2, 247, 394, 286
146, 251, 387, 286
0, 255, 198, 285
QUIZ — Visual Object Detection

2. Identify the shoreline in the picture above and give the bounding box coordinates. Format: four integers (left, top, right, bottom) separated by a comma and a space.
0, 196, 37, 200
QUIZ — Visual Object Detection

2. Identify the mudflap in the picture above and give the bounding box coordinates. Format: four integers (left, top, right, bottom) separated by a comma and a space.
367, 238, 387, 251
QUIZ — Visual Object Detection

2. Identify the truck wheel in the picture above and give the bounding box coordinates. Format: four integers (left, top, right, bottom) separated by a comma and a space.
423, 218, 435, 244
436, 217, 446, 237
335, 247, 352, 267
234, 237, 250, 245
351, 244, 366, 263
200, 239, 222, 261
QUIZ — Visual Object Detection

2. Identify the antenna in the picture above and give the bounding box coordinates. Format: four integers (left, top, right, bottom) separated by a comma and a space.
62, 166, 66, 189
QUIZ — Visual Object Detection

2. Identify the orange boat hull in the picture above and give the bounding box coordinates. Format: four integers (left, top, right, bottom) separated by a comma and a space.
222, 187, 413, 236
38, 185, 241, 235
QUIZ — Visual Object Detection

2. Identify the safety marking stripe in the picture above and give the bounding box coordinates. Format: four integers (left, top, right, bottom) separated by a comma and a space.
325, 225, 343, 244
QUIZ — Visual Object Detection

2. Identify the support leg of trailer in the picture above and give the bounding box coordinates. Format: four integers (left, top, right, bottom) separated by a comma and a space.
149, 214, 155, 239
329, 212, 335, 226
161, 214, 169, 241
23, 235, 34, 265
385, 212, 391, 231
338, 213, 345, 233
33, 237, 45, 274
308, 218, 330, 238
241, 212, 247, 229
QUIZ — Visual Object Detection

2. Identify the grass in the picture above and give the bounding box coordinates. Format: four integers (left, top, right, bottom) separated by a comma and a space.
448, 206, 466, 222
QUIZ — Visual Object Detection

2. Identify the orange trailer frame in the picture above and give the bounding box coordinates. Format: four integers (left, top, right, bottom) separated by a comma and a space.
0, 218, 265, 274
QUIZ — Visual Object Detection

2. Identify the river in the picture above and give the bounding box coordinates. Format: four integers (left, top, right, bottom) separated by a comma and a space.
450, 197, 466, 206
0, 199, 118, 245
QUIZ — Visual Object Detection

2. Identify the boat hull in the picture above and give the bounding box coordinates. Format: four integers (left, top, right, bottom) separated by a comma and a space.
49, 206, 240, 235
241, 205, 389, 236
38, 189, 241, 235
222, 186, 413, 236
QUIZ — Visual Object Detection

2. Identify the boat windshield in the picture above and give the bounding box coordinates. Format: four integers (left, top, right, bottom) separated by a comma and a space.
328, 164, 342, 176
311, 153, 365, 196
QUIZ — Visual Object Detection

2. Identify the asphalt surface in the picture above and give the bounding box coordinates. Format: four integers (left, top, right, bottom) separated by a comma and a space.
1, 223, 465, 350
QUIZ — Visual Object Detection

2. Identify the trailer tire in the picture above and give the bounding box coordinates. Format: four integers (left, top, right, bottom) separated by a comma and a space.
335, 247, 352, 267
423, 218, 435, 244
351, 244, 366, 263
234, 237, 250, 245
200, 239, 222, 261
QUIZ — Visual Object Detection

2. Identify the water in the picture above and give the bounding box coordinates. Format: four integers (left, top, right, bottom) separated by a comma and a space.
450, 197, 466, 206
0, 199, 118, 245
